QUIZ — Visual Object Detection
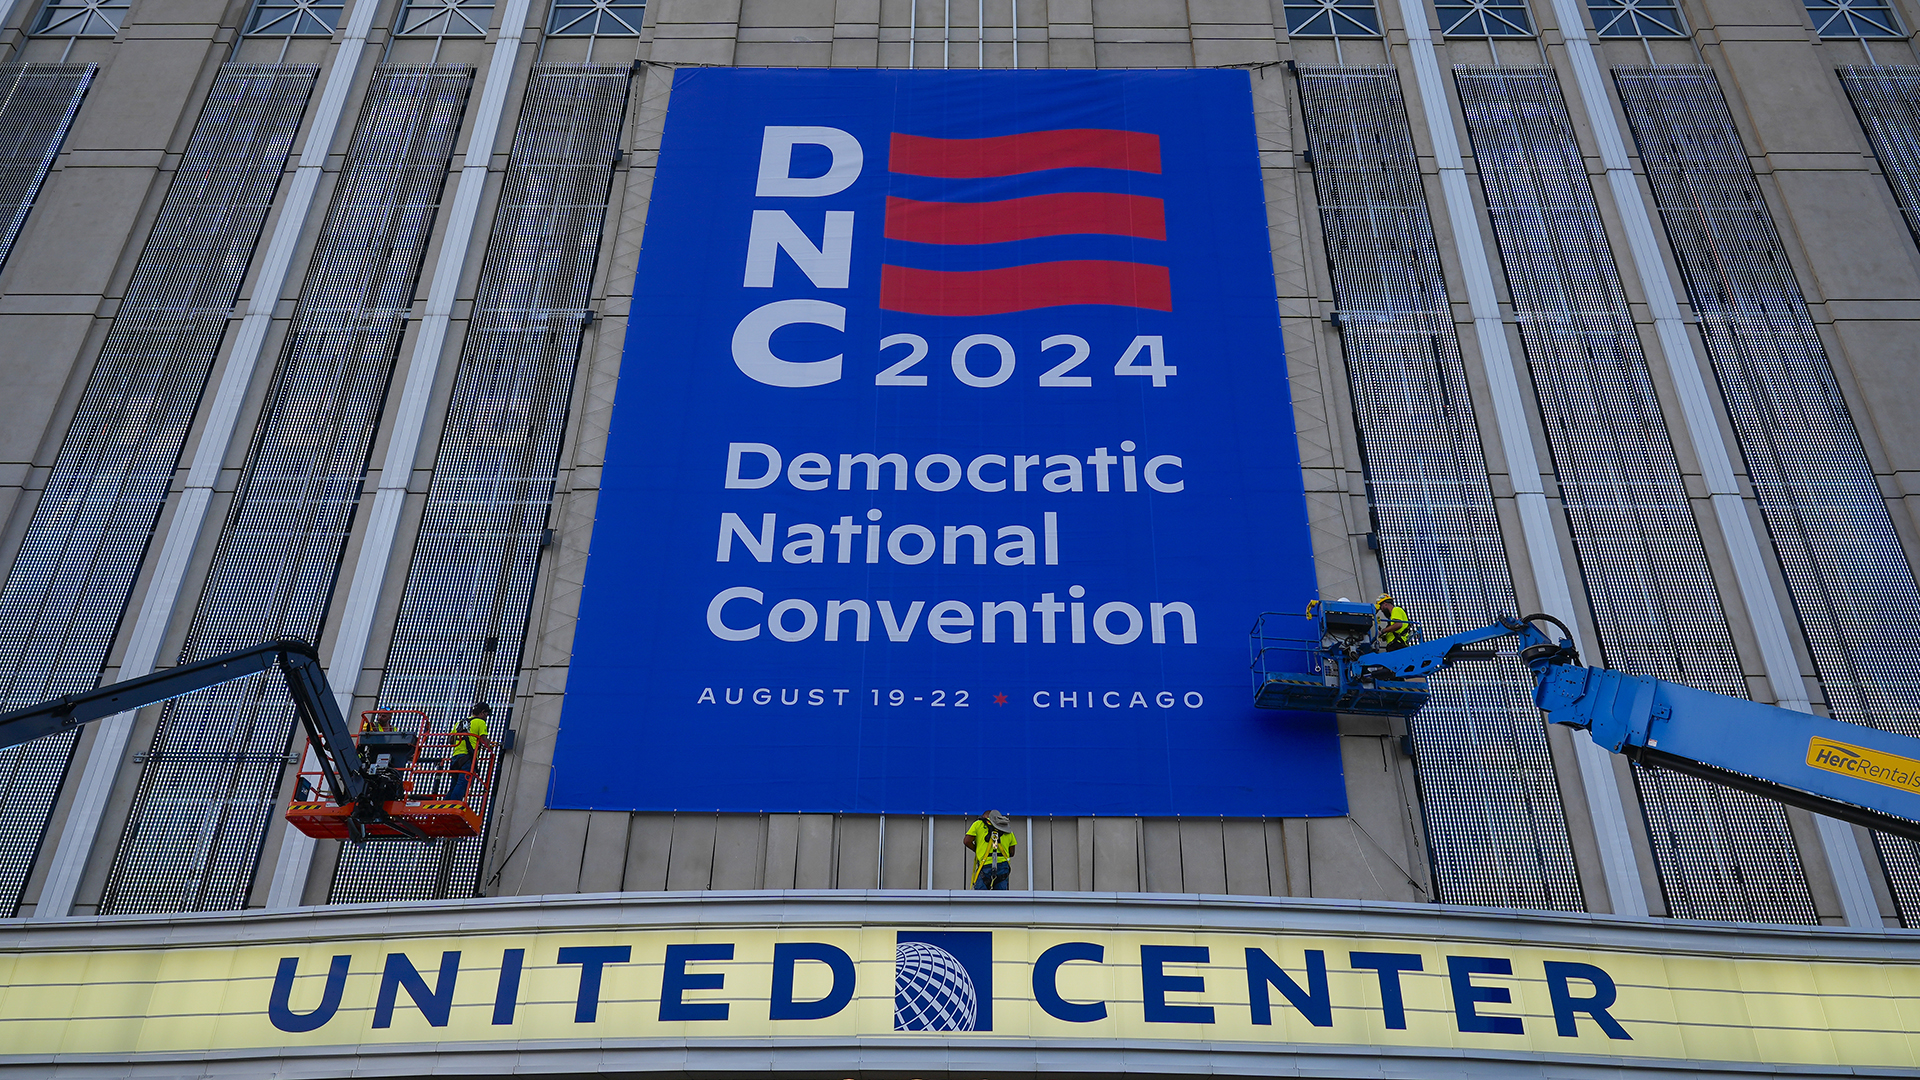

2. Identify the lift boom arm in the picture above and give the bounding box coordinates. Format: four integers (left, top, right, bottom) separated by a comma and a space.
0, 639, 368, 807
1254, 604, 1920, 842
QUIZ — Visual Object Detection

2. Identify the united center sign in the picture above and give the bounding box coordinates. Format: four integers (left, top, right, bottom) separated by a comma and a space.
4, 893, 1920, 1077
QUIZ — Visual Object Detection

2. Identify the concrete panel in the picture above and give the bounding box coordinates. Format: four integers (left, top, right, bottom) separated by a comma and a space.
1193, 36, 1278, 66
764, 814, 800, 888
1091, 817, 1139, 891
837, 816, 881, 889
933, 815, 972, 888
1179, 818, 1228, 895
514, 809, 590, 896
1770, 169, 1920, 304
711, 814, 765, 889
665, 813, 717, 889
1093, 0, 1192, 26
794, 813, 835, 888
1223, 818, 1271, 895
1281, 818, 1309, 896
622, 811, 672, 891
1142, 818, 1182, 892
1829, 318, 1920, 478
880, 814, 925, 889
1050, 817, 1079, 890
0, 315, 92, 464
5, 167, 156, 298
1713, 37, 1865, 158
740, 0, 836, 25
69, 39, 216, 154
579, 812, 630, 893
733, 42, 835, 65
1092, 40, 1193, 66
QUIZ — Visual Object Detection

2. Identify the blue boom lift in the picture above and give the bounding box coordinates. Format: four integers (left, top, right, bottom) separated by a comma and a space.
1253, 601, 1920, 842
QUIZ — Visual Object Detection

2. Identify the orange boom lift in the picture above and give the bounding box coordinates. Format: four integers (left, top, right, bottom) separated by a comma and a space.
0, 638, 490, 844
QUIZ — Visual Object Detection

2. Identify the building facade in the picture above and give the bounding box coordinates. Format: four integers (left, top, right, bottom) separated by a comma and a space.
0, 0, 1919, 1074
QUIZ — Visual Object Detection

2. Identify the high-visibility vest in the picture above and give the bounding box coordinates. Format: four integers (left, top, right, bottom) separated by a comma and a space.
452, 715, 487, 757
966, 819, 1016, 872
1377, 606, 1410, 646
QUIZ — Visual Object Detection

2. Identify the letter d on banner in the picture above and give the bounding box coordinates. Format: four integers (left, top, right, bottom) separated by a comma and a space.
756, 126, 863, 197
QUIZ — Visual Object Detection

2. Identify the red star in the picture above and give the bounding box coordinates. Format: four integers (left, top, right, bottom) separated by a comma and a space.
992, 693, 1009, 706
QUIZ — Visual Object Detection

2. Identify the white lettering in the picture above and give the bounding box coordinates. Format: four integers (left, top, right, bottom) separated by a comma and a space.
717, 512, 775, 562
731, 299, 844, 387
725, 442, 781, 488
756, 126, 863, 198
928, 600, 974, 643
768, 598, 819, 641
707, 587, 762, 641
744, 209, 854, 289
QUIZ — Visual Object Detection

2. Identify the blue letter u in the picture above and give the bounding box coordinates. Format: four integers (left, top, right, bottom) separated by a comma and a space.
269, 955, 350, 1033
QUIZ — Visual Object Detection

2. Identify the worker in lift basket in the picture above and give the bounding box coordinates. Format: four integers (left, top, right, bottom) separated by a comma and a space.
1375, 593, 1412, 651
448, 702, 488, 801
965, 810, 1018, 890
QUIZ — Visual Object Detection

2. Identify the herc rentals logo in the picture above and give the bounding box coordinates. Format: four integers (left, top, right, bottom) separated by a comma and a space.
894, 931, 993, 1031
1807, 736, 1920, 795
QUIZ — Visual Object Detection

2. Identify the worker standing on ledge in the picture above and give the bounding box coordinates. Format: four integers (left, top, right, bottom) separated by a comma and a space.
964, 810, 1017, 890
1375, 594, 1411, 651
448, 702, 488, 801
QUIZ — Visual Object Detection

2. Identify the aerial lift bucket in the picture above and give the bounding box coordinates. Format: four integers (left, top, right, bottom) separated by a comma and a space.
1250, 602, 1432, 717
286, 709, 495, 840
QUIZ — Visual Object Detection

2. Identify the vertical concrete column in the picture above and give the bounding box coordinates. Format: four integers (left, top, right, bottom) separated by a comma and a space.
1541, 0, 1881, 927
265, 0, 539, 910
32, 0, 385, 920
1381, 0, 1648, 917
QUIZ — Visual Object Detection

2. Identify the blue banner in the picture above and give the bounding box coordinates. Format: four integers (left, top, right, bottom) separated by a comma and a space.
553, 69, 1340, 817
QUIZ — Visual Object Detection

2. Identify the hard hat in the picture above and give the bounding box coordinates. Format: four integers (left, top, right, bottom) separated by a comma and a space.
983, 810, 1013, 832
1377, 594, 1393, 605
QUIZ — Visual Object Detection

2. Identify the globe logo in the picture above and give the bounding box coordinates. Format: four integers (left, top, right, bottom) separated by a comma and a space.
894, 941, 980, 1031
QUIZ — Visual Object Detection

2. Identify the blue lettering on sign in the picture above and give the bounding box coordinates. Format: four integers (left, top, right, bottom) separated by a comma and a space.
254, 941, 1631, 1040
535, 69, 1337, 818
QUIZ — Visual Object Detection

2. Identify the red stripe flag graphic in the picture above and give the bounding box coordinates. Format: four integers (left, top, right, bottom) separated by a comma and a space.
889, 129, 1161, 178
884, 192, 1166, 245
881, 261, 1172, 317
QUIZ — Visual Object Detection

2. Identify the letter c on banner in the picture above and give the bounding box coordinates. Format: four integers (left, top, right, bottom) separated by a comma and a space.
708, 587, 763, 640
732, 299, 845, 387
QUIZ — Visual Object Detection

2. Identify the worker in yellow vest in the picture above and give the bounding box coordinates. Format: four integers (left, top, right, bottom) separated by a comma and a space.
1375, 594, 1411, 651
448, 702, 488, 801
964, 810, 1017, 889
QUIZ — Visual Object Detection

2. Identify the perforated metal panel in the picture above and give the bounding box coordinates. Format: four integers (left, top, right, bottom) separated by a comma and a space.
1294, 65, 1584, 912
1839, 66, 1920, 253
1457, 66, 1816, 924
0, 63, 93, 273
329, 63, 633, 904
99, 66, 473, 916
1617, 64, 1920, 924
0, 64, 313, 916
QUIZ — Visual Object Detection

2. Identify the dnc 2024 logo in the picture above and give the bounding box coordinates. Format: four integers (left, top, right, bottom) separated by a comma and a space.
734, 124, 1175, 390
895, 930, 994, 1031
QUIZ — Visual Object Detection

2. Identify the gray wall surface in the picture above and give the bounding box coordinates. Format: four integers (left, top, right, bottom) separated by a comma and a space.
0, 0, 1913, 929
